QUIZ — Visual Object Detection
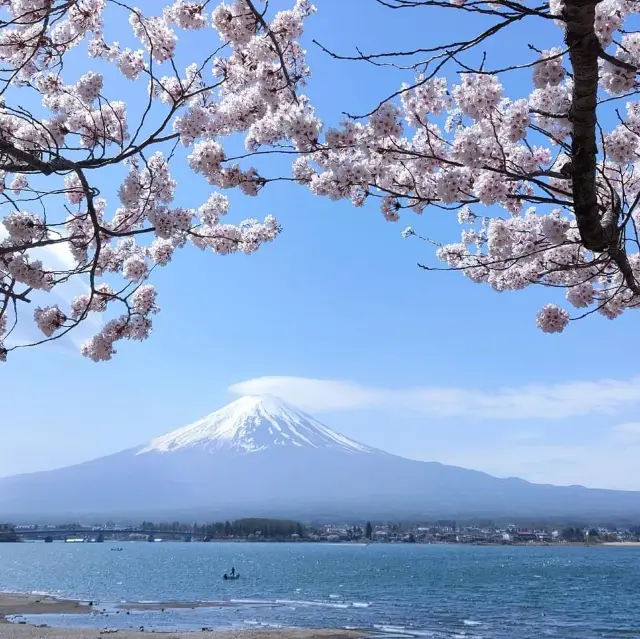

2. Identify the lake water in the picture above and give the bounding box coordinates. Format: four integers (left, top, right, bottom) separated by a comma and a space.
1, 542, 639, 637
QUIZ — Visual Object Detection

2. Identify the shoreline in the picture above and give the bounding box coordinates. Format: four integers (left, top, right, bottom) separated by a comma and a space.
0, 594, 364, 638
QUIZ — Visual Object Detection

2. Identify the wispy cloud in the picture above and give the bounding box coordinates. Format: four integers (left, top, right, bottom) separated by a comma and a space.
402, 424, 640, 489
229, 377, 386, 412
429, 440, 640, 490
611, 422, 640, 444
228, 375, 640, 420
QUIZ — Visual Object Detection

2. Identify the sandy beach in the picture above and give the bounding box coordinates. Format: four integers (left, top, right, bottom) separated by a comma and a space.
0, 594, 363, 638
0, 594, 91, 620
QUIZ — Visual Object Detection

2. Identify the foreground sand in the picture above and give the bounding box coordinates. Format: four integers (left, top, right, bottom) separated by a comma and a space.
0, 594, 91, 620
0, 594, 362, 638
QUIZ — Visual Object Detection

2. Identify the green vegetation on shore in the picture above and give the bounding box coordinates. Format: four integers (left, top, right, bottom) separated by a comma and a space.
139, 518, 306, 540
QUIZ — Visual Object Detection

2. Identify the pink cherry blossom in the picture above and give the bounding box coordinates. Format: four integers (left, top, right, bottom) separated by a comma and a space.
34, 305, 67, 337
131, 284, 159, 315
164, 1, 208, 29
122, 254, 149, 281
536, 304, 570, 333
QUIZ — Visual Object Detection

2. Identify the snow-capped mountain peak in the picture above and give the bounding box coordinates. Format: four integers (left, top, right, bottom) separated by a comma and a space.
137, 395, 374, 455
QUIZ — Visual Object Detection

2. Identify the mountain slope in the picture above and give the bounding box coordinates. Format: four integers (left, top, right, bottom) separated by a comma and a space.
1, 395, 640, 520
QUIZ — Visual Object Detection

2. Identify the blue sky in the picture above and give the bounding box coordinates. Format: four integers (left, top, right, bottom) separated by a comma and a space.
2, 0, 640, 490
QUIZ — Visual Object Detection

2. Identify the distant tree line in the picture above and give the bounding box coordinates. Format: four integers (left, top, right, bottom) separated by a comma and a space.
365, 521, 373, 539
138, 518, 306, 540
560, 527, 618, 542
561, 527, 587, 542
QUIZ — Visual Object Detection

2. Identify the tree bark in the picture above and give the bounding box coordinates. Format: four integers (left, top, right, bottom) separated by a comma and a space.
564, 0, 617, 252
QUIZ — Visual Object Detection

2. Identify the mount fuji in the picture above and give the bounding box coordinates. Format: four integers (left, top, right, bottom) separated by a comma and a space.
2, 395, 640, 521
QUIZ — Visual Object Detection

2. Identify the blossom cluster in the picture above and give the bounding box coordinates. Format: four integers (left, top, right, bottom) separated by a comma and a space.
286, 0, 640, 333
0, 0, 311, 361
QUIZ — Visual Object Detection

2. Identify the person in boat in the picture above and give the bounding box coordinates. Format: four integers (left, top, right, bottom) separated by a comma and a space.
231, 567, 235, 577
223, 573, 228, 580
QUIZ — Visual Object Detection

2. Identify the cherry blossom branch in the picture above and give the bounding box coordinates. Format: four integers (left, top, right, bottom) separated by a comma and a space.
245, 0, 299, 103
0, 0, 306, 361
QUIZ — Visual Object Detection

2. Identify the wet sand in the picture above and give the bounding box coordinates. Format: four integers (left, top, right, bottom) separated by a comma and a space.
0, 594, 91, 621
0, 594, 362, 638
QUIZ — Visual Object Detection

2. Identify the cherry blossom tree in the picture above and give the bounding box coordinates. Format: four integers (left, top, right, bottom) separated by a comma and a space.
0, 0, 314, 361
294, 0, 640, 333
5, 0, 640, 365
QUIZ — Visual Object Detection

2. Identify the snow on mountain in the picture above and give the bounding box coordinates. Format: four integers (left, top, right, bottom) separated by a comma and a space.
138, 395, 375, 455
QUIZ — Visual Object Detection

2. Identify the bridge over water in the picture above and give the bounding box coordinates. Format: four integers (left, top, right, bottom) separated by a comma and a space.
15, 529, 196, 542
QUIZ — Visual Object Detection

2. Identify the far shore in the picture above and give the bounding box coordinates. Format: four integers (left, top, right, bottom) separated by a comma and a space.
0, 594, 363, 638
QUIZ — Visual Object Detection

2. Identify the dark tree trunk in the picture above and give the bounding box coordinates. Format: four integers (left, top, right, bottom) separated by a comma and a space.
564, 0, 617, 252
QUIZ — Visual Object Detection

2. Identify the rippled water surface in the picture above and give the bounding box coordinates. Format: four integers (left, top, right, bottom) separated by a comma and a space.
1, 542, 639, 637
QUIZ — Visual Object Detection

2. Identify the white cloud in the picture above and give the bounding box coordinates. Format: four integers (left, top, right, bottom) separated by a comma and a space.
228, 375, 640, 420
229, 376, 386, 412
505, 430, 543, 443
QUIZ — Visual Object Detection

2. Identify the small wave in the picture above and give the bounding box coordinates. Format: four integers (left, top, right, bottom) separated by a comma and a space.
372, 624, 436, 637
463, 620, 482, 626
373, 624, 412, 634
329, 594, 340, 599
275, 598, 349, 609
242, 620, 284, 629
230, 599, 274, 606
228, 596, 357, 610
